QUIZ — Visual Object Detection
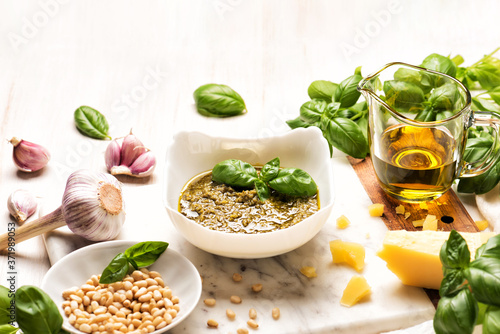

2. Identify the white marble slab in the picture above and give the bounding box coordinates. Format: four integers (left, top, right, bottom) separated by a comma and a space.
42, 156, 435, 333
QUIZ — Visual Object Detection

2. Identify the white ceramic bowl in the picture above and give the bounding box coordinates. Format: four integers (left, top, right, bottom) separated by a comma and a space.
41, 240, 202, 334
163, 127, 335, 258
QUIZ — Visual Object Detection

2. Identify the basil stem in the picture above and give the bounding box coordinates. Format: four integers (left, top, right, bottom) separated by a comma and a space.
15, 285, 63, 334
74, 106, 111, 140
124, 241, 169, 269
193, 83, 246, 118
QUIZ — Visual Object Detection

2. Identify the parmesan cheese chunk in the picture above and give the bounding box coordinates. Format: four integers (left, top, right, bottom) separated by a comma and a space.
340, 275, 371, 307
377, 230, 495, 289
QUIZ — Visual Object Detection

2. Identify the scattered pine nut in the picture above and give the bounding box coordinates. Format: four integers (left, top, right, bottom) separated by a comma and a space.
226, 308, 236, 320
232, 273, 243, 282
230, 295, 242, 304
207, 319, 219, 328
204, 298, 216, 306
247, 319, 259, 329
251, 284, 262, 292
249, 308, 257, 319
272, 307, 280, 320
237, 328, 249, 334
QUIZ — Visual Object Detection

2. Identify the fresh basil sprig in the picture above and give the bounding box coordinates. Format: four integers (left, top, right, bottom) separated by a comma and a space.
211, 157, 317, 201
287, 67, 369, 158
74, 105, 111, 140
193, 83, 246, 118
0, 285, 12, 324
100, 241, 169, 284
433, 230, 500, 334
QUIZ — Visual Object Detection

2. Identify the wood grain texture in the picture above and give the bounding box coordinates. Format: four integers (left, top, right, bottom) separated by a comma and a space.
348, 156, 479, 233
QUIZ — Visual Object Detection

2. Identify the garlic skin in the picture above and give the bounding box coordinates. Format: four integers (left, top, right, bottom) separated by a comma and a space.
7, 189, 37, 223
9, 137, 50, 172
105, 131, 156, 178
62, 170, 125, 241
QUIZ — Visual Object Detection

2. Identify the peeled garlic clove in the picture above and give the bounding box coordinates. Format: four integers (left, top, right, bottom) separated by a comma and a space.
128, 150, 156, 177
7, 189, 37, 223
62, 170, 125, 241
120, 132, 147, 167
9, 137, 50, 172
105, 139, 121, 171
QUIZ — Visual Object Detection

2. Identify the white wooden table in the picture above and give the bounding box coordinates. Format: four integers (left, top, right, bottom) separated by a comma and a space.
0, 1, 498, 332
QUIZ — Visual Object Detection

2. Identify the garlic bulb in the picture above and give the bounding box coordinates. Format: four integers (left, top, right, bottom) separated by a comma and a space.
7, 189, 38, 223
9, 137, 50, 172
0, 170, 125, 249
105, 131, 156, 178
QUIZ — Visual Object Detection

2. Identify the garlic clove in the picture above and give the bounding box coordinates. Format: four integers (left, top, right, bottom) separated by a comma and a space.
120, 132, 147, 167
62, 170, 125, 241
128, 150, 156, 177
7, 189, 38, 223
9, 137, 51, 172
105, 139, 121, 171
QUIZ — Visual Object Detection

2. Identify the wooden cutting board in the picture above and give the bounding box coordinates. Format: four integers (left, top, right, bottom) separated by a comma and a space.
347, 156, 480, 307
347, 156, 480, 233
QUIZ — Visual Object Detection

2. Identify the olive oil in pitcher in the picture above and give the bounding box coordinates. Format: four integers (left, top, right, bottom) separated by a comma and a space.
372, 125, 459, 201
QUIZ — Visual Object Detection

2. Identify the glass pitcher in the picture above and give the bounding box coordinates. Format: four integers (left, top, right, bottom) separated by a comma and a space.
358, 62, 500, 202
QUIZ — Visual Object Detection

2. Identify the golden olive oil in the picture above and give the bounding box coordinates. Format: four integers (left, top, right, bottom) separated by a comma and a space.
372, 125, 458, 201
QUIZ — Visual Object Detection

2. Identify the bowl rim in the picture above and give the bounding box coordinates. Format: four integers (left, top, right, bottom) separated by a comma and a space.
162, 128, 335, 240
41, 240, 202, 334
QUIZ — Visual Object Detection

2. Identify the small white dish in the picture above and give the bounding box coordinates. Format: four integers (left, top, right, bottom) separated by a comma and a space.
41, 240, 202, 334
163, 127, 335, 258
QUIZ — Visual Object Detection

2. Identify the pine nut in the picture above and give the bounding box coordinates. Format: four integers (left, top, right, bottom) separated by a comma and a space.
272, 307, 280, 320
204, 298, 216, 306
232, 273, 243, 282
226, 308, 236, 320
249, 308, 257, 319
251, 283, 263, 292
237, 328, 249, 334
247, 319, 259, 329
207, 319, 218, 328
230, 295, 242, 304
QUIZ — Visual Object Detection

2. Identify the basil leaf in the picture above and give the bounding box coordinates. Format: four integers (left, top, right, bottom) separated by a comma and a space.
472, 97, 500, 112
99, 253, 130, 284
465, 257, 500, 306
268, 168, 317, 197
383, 80, 425, 113
333, 71, 363, 108
193, 84, 246, 118
74, 106, 111, 140
433, 289, 478, 334
212, 159, 258, 188
483, 305, 500, 334
463, 137, 494, 163
0, 285, 12, 324
440, 230, 471, 271
320, 115, 369, 159
286, 116, 314, 129
487, 86, 500, 105
468, 59, 500, 90
393, 68, 432, 94
439, 269, 466, 297
15, 285, 63, 334
457, 160, 500, 194
428, 83, 463, 111
476, 234, 500, 259
415, 107, 436, 122
260, 157, 280, 182
254, 179, 270, 201
124, 241, 169, 269
299, 99, 328, 124
307, 80, 338, 102
421, 53, 457, 77
0, 325, 18, 334
436, 110, 454, 121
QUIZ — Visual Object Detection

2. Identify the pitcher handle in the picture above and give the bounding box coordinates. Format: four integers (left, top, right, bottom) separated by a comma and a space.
461, 110, 500, 177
